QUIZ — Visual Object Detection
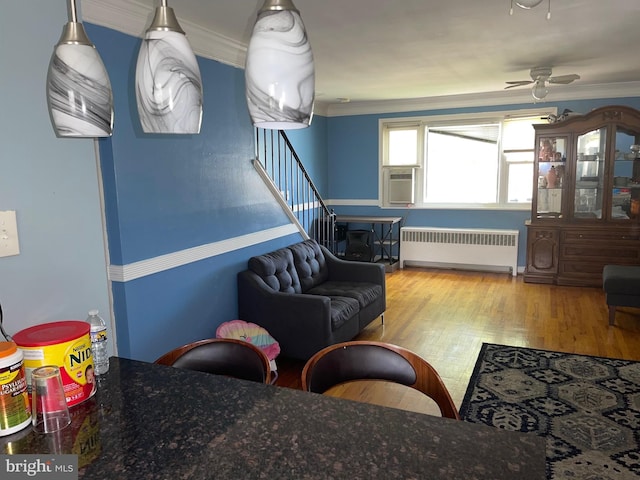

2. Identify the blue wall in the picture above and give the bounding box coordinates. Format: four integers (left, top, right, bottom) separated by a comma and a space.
91, 25, 288, 264
86, 24, 329, 361
326, 98, 640, 267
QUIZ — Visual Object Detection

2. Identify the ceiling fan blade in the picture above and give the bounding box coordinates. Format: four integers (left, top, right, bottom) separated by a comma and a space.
504, 80, 533, 89
549, 74, 580, 84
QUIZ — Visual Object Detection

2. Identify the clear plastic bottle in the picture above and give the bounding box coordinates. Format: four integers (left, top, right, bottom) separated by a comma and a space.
87, 309, 109, 375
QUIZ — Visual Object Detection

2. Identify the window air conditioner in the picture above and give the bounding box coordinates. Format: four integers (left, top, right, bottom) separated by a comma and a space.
386, 167, 415, 204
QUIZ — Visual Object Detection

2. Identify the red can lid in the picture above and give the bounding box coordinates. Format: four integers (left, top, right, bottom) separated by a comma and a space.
13, 321, 90, 347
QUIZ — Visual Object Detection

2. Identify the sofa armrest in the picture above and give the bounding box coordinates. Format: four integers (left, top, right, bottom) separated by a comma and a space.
237, 270, 334, 359
321, 245, 386, 286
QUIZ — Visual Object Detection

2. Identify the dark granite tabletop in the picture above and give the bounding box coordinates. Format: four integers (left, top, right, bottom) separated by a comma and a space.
1, 357, 545, 479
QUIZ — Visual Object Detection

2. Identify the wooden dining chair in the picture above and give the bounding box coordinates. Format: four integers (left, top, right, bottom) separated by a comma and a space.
301, 341, 460, 419
155, 338, 271, 384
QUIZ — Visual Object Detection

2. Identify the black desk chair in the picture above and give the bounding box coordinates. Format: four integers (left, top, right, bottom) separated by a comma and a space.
155, 338, 271, 384
301, 341, 460, 419
344, 229, 374, 261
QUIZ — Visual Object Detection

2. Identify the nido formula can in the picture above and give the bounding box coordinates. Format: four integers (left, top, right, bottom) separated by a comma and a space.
0, 341, 31, 436
13, 321, 96, 408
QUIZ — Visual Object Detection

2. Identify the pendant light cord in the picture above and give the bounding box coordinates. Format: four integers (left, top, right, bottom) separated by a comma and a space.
69, 0, 78, 23
0, 301, 12, 342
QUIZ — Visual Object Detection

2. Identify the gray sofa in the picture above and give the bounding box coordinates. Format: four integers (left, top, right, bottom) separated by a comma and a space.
237, 239, 386, 360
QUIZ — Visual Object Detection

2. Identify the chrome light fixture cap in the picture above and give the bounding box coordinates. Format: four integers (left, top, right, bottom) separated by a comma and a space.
510, 0, 551, 19
245, 0, 315, 130
145, 3, 185, 34
258, 0, 300, 13
46, 0, 114, 137
514, 0, 544, 9
135, 0, 203, 134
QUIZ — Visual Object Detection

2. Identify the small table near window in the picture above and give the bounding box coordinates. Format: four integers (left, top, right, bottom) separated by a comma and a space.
335, 215, 403, 272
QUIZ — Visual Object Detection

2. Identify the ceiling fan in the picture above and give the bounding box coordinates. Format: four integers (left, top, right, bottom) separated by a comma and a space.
505, 67, 580, 100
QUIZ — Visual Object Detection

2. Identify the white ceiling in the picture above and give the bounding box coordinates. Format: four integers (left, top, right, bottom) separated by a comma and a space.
83, 0, 640, 114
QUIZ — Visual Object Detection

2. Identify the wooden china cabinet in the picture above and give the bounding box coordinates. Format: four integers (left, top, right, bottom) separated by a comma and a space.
524, 105, 640, 287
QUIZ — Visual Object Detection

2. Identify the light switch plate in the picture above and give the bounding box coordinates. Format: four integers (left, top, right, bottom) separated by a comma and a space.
0, 210, 20, 257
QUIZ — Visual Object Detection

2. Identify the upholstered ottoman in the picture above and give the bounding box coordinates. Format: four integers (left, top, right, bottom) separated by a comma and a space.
602, 265, 640, 325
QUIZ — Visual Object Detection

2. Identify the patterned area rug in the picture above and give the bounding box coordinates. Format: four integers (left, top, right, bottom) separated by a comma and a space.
460, 343, 640, 479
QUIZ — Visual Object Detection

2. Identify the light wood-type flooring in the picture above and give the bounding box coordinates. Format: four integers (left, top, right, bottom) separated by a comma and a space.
274, 267, 640, 416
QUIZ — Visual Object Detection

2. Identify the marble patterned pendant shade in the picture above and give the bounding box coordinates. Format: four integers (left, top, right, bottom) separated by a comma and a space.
245, 1, 315, 130
47, 2, 113, 138
135, 4, 203, 134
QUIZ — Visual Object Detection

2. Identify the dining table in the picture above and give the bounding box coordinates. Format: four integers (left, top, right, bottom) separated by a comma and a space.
1, 357, 545, 479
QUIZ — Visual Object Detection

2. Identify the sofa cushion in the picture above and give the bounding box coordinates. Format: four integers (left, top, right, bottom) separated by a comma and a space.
289, 239, 329, 292
248, 247, 301, 294
328, 296, 360, 331
308, 281, 383, 309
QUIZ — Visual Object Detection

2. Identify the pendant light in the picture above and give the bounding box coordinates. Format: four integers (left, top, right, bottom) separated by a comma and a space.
245, 0, 315, 130
135, 0, 203, 134
46, 0, 114, 137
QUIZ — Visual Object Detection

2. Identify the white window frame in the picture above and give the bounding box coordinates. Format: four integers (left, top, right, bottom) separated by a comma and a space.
379, 108, 556, 210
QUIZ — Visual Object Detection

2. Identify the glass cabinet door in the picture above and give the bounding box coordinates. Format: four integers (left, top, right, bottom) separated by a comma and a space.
574, 129, 606, 219
611, 127, 640, 221
536, 136, 567, 218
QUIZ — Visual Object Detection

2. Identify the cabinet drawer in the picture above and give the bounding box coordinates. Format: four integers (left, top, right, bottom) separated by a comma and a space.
562, 230, 640, 242
559, 261, 608, 275
556, 273, 603, 287
561, 244, 640, 261
557, 261, 607, 287
557, 259, 640, 287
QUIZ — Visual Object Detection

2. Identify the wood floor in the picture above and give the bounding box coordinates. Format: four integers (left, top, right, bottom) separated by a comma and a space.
274, 267, 640, 416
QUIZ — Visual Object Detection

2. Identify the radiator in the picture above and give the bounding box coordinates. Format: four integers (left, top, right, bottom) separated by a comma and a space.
400, 227, 519, 276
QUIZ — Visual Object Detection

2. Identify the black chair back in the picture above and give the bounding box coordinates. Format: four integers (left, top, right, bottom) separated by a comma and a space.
305, 344, 416, 394
155, 338, 271, 384
302, 341, 459, 419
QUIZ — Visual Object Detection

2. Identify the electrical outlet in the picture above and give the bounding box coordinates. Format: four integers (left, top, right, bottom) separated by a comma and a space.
0, 210, 20, 257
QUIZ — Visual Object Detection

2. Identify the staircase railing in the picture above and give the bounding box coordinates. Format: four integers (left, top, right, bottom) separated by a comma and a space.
254, 129, 336, 250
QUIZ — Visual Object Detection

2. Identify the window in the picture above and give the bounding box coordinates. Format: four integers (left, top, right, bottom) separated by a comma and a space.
502, 117, 543, 204
426, 124, 499, 203
380, 109, 553, 208
384, 124, 420, 166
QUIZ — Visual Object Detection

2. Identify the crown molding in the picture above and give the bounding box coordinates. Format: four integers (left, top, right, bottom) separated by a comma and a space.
82, 1, 639, 119
82, 0, 246, 68
326, 82, 640, 117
